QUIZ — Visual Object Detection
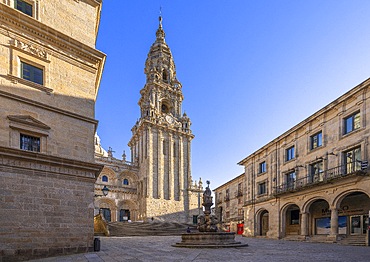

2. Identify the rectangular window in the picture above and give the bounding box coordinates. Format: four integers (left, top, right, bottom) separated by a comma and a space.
15, 0, 33, 17
238, 208, 243, 216
310, 161, 323, 182
225, 189, 230, 201
258, 182, 266, 195
286, 146, 295, 161
20, 134, 40, 152
310, 131, 322, 150
226, 211, 230, 218
21, 61, 43, 85
344, 112, 360, 134
259, 161, 266, 173
290, 210, 300, 225
286, 171, 296, 190
345, 147, 361, 174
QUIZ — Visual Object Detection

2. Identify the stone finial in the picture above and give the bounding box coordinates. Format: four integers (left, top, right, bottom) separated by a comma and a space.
122, 150, 126, 162
108, 147, 114, 157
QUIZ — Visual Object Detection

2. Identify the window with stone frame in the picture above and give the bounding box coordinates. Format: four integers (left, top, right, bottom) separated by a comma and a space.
286, 171, 296, 190
21, 61, 43, 85
344, 111, 360, 135
286, 146, 295, 161
310, 131, 322, 150
259, 161, 266, 173
258, 182, 266, 195
20, 133, 40, 152
344, 147, 361, 174
15, 0, 33, 17
102, 175, 108, 182
123, 179, 129, 185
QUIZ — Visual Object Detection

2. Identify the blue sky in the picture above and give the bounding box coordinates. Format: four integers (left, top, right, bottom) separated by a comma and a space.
95, 1, 370, 189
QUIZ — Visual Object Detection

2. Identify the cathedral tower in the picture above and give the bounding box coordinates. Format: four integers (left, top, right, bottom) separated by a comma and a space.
128, 16, 194, 222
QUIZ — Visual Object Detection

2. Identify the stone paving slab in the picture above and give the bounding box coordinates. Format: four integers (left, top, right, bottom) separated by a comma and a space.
30, 236, 370, 262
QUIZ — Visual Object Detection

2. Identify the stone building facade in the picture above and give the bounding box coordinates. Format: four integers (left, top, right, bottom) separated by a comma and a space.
214, 173, 245, 234
239, 78, 370, 244
94, 17, 202, 224
0, 1, 105, 260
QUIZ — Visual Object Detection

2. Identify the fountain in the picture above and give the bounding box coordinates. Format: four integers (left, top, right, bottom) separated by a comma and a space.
173, 181, 248, 248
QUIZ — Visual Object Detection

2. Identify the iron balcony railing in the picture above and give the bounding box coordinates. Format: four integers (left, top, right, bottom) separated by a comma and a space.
235, 190, 243, 197
274, 163, 367, 195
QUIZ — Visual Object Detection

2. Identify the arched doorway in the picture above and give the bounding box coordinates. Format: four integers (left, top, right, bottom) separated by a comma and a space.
308, 199, 330, 235
284, 204, 300, 236
259, 210, 269, 236
336, 191, 370, 237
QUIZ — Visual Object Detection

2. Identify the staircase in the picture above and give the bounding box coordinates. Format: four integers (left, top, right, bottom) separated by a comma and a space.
339, 235, 367, 246
108, 221, 197, 237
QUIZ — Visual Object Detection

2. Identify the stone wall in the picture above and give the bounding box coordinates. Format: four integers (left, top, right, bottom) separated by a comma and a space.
0, 147, 102, 260
0, 2, 105, 260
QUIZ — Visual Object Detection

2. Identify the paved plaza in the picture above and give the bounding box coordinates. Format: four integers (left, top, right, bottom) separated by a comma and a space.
30, 236, 370, 262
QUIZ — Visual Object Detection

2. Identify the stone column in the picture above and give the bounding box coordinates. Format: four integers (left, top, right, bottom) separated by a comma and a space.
179, 136, 184, 201
116, 209, 120, 222
300, 212, 309, 237
147, 126, 153, 198
330, 208, 339, 239
169, 133, 174, 200
158, 129, 163, 199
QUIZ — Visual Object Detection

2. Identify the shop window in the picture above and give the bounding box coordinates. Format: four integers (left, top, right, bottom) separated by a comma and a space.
310, 131, 322, 150
290, 210, 299, 225
20, 133, 40, 152
102, 175, 108, 182
344, 111, 360, 135
286, 146, 295, 161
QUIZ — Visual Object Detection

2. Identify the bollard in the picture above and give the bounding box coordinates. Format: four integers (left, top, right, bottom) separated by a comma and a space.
94, 237, 100, 252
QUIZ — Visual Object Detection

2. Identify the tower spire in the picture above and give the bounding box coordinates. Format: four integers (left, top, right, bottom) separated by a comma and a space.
159, 6, 163, 28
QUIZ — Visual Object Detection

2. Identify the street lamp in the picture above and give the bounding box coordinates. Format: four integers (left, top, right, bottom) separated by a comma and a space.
102, 185, 109, 196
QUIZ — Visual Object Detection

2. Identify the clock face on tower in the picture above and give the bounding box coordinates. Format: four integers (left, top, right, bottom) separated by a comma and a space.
165, 115, 174, 124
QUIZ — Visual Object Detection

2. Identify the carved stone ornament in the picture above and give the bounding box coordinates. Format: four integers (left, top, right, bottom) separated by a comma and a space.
12, 39, 48, 60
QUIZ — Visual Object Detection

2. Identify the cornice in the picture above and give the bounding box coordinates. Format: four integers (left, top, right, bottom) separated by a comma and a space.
129, 120, 194, 145
0, 146, 104, 180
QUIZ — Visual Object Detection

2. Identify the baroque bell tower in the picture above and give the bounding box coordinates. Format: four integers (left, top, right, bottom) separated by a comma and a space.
128, 16, 194, 222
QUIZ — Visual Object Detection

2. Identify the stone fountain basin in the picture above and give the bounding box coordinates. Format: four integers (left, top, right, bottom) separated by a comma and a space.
172, 232, 248, 248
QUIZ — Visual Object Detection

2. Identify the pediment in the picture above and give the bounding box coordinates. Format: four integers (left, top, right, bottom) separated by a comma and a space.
7, 115, 50, 130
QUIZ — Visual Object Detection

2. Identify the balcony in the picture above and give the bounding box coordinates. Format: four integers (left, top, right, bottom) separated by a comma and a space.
274, 163, 368, 195
224, 195, 230, 202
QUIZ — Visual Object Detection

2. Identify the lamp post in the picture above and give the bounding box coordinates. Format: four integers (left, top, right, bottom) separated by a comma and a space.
102, 185, 109, 196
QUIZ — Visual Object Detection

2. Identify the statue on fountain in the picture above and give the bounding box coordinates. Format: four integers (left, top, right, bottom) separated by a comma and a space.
197, 180, 218, 232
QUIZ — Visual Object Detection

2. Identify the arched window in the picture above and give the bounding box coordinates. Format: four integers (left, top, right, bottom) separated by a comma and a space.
162, 70, 168, 81
102, 175, 108, 182
161, 104, 169, 113
123, 179, 129, 185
